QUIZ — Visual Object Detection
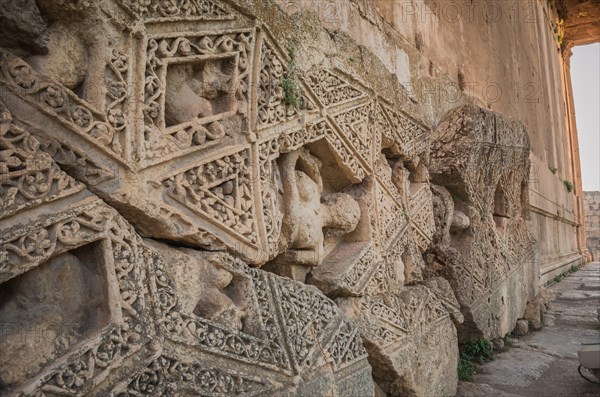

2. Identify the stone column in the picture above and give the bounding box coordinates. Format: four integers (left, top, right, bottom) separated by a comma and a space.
561, 43, 590, 261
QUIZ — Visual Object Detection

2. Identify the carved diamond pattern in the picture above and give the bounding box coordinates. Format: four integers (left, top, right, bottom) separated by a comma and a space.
304, 68, 366, 108
276, 276, 338, 368
162, 147, 258, 245
256, 36, 315, 130
332, 102, 374, 171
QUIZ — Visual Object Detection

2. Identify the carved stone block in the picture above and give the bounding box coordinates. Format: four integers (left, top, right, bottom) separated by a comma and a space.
0, 1, 504, 396
428, 104, 538, 341
338, 279, 461, 396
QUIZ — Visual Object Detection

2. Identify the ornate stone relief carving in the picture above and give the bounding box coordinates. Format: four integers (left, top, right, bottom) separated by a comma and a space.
142, 29, 253, 163
0, 112, 373, 395
0, 50, 127, 162
0, 2, 530, 396
427, 104, 538, 342
117, 0, 234, 22
0, 103, 84, 221
162, 146, 259, 246
338, 280, 461, 396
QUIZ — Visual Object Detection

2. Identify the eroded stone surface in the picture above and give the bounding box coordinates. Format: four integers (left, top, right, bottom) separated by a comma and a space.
584, 191, 600, 261
458, 262, 600, 397
0, 0, 572, 395
427, 104, 538, 342
338, 279, 461, 396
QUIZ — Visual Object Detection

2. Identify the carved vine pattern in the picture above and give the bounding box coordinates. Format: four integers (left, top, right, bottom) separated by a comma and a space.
143, 31, 253, 161
162, 148, 258, 245
0, 107, 84, 220
304, 68, 365, 107
0, 51, 125, 160
116, 355, 270, 396
6, 204, 151, 396
119, 0, 233, 22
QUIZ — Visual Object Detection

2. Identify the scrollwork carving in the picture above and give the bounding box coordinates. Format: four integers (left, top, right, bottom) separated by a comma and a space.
142, 30, 253, 162
0, 51, 126, 160
304, 68, 365, 108
162, 147, 258, 245
0, 107, 84, 219
116, 355, 271, 396
118, 0, 233, 22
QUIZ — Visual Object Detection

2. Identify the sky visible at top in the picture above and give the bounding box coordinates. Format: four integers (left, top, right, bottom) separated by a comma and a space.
571, 43, 600, 191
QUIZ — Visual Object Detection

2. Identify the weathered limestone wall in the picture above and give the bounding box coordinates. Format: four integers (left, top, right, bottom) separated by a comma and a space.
275, 0, 585, 283
584, 192, 600, 261
0, 0, 590, 396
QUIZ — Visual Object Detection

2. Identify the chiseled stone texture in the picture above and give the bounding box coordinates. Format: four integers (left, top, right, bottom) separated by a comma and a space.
584, 191, 600, 261
0, 0, 552, 396
0, 101, 374, 396
338, 278, 462, 397
427, 104, 539, 342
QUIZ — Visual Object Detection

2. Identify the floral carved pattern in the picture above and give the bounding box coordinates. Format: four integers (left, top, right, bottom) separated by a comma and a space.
0, 105, 84, 220
119, 0, 233, 22
304, 68, 365, 108
332, 102, 374, 170
0, 202, 112, 284
142, 30, 253, 162
115, 355, 271, 397
357, 285, 449, 348
381, 103, 429, 158
0, 51, 126, 161
6, 205, 152, 396
150, 251, 368, 379
409, 184, 435, 251
256, 38, 315, 130
162, 147, 258, 245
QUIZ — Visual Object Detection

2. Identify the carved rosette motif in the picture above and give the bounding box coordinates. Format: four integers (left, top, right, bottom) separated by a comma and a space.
0, 104, 84, 221
142, 29, 254, 164
0, 1, 447, 394
0, 51, 127, 162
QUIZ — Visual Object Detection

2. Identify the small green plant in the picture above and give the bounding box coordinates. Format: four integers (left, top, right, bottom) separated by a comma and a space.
549, 167, 558, 175
554, 274, 563, 283
348, 56, 355, 63
554, 270, 571, 283
281, 75, 302, 109
563, 179, 574, 193
457, 339, 495, 382
281, 43, 303, 109
462, 339, 494, 364
569, 265, 579, 273
458, 353, 476, 382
